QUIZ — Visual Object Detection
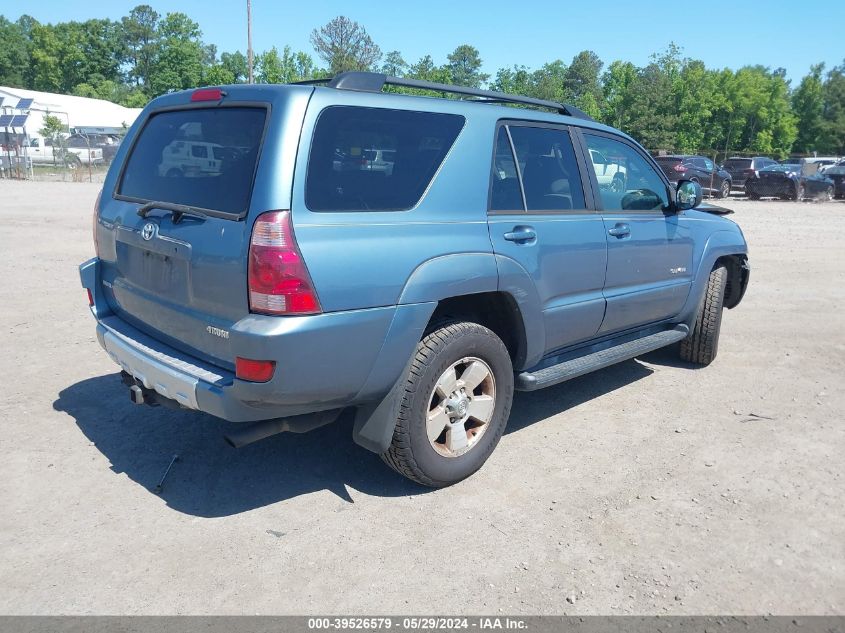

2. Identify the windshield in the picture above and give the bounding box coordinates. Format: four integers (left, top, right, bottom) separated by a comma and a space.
118, 107, 266, 217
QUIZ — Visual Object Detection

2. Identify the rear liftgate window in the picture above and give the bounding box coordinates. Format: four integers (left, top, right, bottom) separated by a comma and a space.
306, 106, 465, 211
118, 107, 267, 216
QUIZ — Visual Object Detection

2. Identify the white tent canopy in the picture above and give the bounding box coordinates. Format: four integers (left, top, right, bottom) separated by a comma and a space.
0, 86, 142, 136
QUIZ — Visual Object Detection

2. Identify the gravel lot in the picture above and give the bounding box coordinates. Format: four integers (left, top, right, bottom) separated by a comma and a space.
1, 181, 843, 615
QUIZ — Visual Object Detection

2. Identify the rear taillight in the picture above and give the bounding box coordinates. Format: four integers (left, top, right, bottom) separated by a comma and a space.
673, 164, 687, 173
93, 189, 102, 256
248, 211, 321, 315
86, 289, 94, 307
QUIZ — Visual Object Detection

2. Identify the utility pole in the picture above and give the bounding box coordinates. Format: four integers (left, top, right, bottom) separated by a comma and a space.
247, 0, 254, 84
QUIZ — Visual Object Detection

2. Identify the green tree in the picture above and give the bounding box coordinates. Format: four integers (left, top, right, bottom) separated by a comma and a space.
793, 63, 825, 153
221, 51, 248, 83
821, 62, 845, 154
121, 4, 160, 89
601, 60, 637, 130
446, 44, 488, 88
0, 16, 29, 87
310, 16, 381, 75
146, 12, 205, 95
564, 50, 603, 117
381, 50, 407, 77
39, 113, 68, 166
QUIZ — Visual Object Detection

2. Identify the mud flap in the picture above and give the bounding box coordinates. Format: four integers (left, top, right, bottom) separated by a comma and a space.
351, 356, 413, 454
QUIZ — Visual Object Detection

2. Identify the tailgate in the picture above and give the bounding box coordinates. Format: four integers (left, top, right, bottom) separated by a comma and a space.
95, 92, 305, 368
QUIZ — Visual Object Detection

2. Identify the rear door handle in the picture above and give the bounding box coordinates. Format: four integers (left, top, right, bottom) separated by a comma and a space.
503, 227, 537, 243
608, 223, 630, 238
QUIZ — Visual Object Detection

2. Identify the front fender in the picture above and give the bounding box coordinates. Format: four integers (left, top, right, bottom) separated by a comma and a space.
678, 228, 748, 325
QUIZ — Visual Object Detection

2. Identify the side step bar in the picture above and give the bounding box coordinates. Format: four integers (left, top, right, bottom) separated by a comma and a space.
516, 326, 689, 391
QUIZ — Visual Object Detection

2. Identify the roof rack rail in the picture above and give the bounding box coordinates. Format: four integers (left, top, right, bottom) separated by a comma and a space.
291, 72, 594, 121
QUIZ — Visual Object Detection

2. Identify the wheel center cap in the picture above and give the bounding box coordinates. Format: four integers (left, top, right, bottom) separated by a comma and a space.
457, 400, 468, 416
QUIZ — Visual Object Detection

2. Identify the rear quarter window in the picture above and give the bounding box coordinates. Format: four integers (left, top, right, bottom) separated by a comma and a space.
117, 106, 267, 216
305, 106, 465, 212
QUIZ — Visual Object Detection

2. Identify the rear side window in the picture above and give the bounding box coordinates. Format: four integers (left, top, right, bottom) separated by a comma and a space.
118, 107, 267, 216
306, 106, 464, 212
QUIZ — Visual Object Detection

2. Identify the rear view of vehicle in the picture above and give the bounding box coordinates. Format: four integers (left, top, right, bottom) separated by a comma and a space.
722, 157, 775, 191
81, 86, 335, 423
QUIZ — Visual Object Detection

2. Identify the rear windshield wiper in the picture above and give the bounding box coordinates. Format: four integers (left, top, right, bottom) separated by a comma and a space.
137, 201, 208, 223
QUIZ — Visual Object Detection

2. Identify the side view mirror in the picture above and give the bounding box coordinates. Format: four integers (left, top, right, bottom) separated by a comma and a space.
675, 180, 702, 211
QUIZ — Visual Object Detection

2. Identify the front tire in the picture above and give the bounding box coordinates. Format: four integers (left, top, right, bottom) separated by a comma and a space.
793, 182, 804, 201
680, 265, 727, 366
382, 321, 514, 487
716, 180, 731, 199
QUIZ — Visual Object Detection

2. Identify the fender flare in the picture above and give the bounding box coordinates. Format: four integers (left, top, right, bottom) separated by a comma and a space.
353, 252, 536, 454
678, 229, 748, 326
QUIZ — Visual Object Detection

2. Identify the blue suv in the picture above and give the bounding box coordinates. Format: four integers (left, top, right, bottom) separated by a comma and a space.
79, 73, 749, 487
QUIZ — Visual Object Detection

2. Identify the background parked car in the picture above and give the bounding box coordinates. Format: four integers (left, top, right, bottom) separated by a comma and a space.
823, 163, 845, 198
721, 156, 778, 191
745, 163, 834, 200
654, 154, 732, 198
67, 133, 121, 163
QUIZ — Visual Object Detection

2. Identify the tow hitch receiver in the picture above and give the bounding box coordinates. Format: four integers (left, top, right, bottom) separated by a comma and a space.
129, 384, 145, 405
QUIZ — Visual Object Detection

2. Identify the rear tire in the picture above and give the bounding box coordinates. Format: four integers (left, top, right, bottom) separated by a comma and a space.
381, 321, 513, 487
748, 191, 760, 200
680, 266, 727, 366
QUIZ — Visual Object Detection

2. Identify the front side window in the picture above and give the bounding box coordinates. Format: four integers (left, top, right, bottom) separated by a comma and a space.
306, 106, 465, 212
583, 134, 669, 211
508, 125, 585, 211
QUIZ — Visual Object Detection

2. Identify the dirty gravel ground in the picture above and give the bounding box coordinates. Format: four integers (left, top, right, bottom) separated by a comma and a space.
0, 181, 842, 615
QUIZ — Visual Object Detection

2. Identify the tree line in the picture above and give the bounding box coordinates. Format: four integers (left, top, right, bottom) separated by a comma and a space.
1, 9, 843, 157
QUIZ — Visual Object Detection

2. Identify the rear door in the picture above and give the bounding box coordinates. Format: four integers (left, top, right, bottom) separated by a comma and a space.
578, 131, 694, 334
487, 122, 607, 353
96, 100, 277, 367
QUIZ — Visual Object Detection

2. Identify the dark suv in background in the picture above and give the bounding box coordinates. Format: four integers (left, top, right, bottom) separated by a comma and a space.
655, 154, 732, 198
721, 156, 778, 191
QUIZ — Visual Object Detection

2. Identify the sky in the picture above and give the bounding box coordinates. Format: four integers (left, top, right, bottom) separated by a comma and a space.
6, 0, 845, 84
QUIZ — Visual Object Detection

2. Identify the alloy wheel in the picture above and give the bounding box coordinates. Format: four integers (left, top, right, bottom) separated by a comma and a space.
426, 357, 496, 458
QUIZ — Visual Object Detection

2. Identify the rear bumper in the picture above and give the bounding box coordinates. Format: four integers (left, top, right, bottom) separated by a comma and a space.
79, 258, 406, 423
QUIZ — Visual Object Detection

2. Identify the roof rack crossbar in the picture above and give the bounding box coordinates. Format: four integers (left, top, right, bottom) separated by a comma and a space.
294, 71, 594, 121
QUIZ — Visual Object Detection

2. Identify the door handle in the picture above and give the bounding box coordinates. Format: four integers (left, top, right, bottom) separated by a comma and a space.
608, 223, 630, 238
503, 227, 537, 243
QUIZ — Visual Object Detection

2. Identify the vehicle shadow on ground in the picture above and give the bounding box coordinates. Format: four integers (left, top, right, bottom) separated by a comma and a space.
54, 358, 655, 517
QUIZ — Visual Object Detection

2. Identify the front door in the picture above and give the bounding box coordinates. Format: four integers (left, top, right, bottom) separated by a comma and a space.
579, 132, 694, 335
487, 124, 607, 355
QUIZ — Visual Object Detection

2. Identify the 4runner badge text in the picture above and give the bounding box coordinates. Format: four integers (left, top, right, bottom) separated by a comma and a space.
206, 326, 230, 339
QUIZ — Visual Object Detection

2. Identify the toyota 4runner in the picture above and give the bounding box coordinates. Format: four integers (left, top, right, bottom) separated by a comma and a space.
79, 73, 750, 487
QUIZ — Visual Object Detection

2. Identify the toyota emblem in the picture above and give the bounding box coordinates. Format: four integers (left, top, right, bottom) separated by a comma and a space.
141, 222, 157, 241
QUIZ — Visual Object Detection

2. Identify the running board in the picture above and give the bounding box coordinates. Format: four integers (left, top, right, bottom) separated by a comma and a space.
515, 326, 689, 391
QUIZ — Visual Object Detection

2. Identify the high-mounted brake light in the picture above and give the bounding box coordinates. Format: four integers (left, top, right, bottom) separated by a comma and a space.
235, 357, 275, 382
248, 211, 321, 315
191, 88, 225, 102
